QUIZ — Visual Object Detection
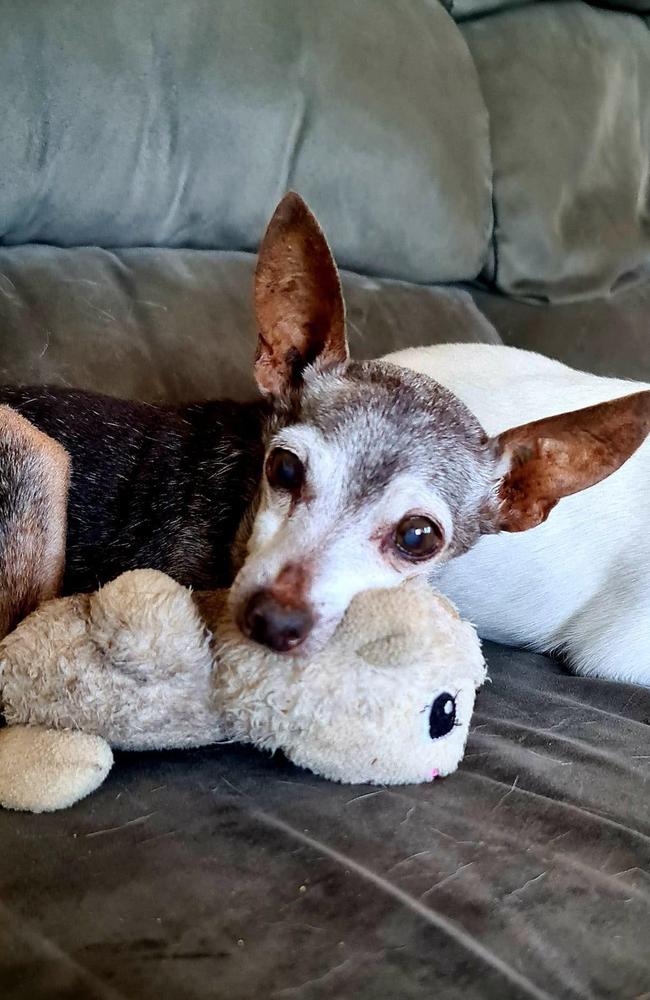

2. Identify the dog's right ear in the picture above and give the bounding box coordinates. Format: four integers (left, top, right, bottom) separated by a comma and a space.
254, 192, 348, 399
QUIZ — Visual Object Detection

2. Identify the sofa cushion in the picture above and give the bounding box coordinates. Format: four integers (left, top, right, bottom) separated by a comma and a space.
463, 2, 650, 302
472, 280, 650, 382
1, 641, 649, 1000
0, 247, 501, 404
0, 0, 491, 286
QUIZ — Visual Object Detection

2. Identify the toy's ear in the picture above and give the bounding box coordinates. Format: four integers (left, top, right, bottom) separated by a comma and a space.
489, 390, 650, 532
254, 192, 348, 399
347, 580, 438, 667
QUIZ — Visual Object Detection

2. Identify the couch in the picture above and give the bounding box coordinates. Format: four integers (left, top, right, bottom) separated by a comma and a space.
1, 2, 649, 997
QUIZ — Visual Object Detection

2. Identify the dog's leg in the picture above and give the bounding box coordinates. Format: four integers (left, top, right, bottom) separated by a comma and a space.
0, 406, 70, 639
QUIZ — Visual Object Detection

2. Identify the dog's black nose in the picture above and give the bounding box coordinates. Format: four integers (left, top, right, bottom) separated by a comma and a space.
241, 590, 313, 652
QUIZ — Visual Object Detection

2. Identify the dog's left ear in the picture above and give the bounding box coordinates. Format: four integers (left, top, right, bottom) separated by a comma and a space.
489, 390, 650, 532
254, 192, 348, 398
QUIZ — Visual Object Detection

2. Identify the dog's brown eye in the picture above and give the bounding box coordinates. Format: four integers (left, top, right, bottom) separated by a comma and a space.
394, 515, 442, 560
266, 448, 304, 493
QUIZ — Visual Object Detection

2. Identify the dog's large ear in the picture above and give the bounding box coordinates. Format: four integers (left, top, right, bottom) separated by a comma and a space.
489, 390, 650, 533
254, 192, 348, 398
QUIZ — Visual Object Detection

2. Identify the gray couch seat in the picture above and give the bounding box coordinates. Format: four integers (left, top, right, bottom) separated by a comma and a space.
1, 247, 649, 1000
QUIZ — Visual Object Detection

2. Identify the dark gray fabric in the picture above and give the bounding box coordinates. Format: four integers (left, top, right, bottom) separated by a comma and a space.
463, 2, 650, 302
0, 246, 500, 403
1, 644, 648, 1000
0, 0, 491, 285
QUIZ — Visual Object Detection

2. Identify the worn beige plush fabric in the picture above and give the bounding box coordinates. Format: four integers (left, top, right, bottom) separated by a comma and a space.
0, 572, 485, 808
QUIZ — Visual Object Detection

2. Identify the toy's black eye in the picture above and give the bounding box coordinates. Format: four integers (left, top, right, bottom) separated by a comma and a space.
429, 693, 456, 739
394, 515, 442, 560
266, 449, 304, 493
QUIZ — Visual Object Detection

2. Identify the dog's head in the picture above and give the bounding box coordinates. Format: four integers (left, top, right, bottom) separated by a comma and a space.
230, 193, 650, 654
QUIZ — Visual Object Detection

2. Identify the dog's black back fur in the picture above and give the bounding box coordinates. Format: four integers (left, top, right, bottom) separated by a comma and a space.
0, 387, 268, 594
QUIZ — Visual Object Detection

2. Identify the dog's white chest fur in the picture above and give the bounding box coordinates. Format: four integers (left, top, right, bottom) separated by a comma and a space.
387, 344, 650, 684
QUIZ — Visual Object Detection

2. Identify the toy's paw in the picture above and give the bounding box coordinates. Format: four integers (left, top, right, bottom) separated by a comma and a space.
0, 726, 113, 812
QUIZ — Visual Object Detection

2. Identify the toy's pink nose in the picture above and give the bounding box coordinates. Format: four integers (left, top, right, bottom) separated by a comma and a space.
241, 590, 314, 653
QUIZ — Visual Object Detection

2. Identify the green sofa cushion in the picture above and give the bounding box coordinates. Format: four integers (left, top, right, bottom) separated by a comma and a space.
0, 0, 491, 286
463, 2, 650, 301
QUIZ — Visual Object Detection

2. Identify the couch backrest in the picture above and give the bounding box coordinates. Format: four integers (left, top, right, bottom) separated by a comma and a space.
0, 0, 491, 286
2, 0, 649, 303
462, 1, 650, 302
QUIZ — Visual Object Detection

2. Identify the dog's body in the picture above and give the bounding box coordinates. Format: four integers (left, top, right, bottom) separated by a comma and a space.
0, 194, 649, 682
0, 387, 268, 594
387, 344, 650, 684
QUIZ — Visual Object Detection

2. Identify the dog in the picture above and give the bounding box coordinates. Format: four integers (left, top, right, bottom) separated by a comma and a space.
0, 193, 648, 682
385, 343, 650, 685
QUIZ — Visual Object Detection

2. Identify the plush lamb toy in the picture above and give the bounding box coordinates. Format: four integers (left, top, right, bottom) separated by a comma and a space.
0, 570, 486, 812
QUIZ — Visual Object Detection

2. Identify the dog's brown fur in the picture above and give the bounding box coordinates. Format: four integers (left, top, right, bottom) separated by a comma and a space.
254, 192, 348, 397
0, 406, 69, 638
496, 390, 650, 532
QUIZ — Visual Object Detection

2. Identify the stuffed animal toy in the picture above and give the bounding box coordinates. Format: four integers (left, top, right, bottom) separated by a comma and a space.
0, 570, 486, 812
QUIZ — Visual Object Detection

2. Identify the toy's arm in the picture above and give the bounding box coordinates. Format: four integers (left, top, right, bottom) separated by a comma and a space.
0, 725, 113, 813
0, 406, 70, 639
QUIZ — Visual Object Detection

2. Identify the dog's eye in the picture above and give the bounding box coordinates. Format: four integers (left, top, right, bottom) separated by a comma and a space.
429, 693, 456, 739
394, 515, 442, 560
266, 448, 304, 493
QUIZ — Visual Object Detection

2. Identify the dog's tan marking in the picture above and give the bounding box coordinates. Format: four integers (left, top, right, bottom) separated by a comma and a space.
0, 406, 70, 638
268, 561, 312, 609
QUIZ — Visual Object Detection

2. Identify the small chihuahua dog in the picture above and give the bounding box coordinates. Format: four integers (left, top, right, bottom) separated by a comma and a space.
0, 194, 648, 683
387, 343, 650, 685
